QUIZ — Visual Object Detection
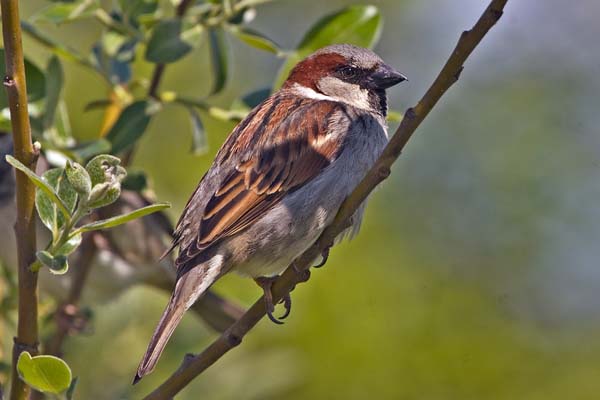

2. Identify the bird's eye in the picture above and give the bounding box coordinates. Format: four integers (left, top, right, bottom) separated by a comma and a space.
339, 66, 358, 79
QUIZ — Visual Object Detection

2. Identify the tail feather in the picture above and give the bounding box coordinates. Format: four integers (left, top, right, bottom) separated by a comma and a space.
133, 254, 225, 384
134, 298, 185, 383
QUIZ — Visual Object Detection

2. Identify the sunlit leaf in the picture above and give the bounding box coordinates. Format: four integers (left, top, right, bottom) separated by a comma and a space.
85, 154, 122, 187
84, 154, 126, 209
67, 139, 112, 162
273, 5, 382, 89
187, 106, 208, 155
65, 160, 92, 197
43, 56, 64, 130
119, 0, 158, 27
6, 156, 71, 222
229, 26, 280, 54
36, 251, 69, 275
30, 1, 98, 25
145, 19, 192, 63
75, 202, 170, 233
34, 168, 77, 238
55, 233, 82, 257
17, 351, 72, 393
0, 50, 46, 109
105, 101, 152, 154
101, 30, 128, 57
21, 22, 92, 67
208, 28, 229, 94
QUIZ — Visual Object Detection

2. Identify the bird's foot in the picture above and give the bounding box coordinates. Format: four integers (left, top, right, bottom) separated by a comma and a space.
254, 276, 291, 324
291, 261, 311, 282
313, 243, 332, 268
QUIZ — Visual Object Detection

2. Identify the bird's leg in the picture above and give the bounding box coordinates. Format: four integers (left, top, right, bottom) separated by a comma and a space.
254, 276, 290, 324
313, 243, 333, 268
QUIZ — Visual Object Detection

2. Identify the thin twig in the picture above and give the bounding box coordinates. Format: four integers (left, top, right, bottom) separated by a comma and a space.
1, 0, 39, 399
143, 0, 509, 398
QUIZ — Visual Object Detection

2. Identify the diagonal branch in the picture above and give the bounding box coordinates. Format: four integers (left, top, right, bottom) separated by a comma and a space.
1, 0, 40, 399
143, 0, 508, 398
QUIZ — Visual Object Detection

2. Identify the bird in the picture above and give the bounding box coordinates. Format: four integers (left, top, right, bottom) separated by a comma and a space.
134, 44, 406, 383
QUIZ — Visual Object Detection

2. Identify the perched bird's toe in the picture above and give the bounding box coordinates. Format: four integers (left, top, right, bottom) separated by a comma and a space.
313, 245, 332, 268
279, 294, 292, 320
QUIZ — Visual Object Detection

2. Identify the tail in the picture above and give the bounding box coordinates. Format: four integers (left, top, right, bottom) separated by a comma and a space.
133, 297, 185, 384
133, 254, 225, 384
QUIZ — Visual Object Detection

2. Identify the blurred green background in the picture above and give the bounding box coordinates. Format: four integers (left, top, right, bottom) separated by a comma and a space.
4, 0, 600, 398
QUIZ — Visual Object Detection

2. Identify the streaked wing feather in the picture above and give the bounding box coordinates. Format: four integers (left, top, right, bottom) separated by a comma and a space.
174, 94, 346, 268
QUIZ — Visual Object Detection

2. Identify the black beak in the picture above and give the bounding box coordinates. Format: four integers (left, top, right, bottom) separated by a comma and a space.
371, 64, 407, 90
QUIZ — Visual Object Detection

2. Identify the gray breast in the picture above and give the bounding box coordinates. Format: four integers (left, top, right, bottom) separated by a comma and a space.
227, 110, 388, 278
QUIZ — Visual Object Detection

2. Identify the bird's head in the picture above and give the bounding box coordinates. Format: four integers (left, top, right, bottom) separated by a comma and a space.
284, 44, 407, 116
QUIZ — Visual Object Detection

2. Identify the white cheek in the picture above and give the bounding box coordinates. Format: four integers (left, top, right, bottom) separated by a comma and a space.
317, 77, 372, 111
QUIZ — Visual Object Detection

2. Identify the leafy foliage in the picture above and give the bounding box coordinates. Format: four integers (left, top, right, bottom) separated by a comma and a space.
3, 0, 395, 395
6, 153, 169, 275
17, 351, 72, 394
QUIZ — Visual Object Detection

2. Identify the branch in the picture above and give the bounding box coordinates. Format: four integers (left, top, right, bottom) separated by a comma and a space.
143, 0, 508, 398
1, 0, 39, 399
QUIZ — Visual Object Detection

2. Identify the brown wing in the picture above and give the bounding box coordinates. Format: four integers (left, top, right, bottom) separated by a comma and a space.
174, 94, 347, 268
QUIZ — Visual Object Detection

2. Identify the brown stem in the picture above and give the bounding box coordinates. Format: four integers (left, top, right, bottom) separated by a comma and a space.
1, 0, 39, 399
143, 0, 509, 398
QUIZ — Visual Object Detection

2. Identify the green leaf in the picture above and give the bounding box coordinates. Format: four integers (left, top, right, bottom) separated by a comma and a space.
85, 154, 122, 187
65, 160, 92, 197
122, 168, 148, 191
241, 87, 270, 108
17, 352, 72, 393
34, 168, 77, 239
76, 202, 170, 233
21, 22, 92, 67
187, 107, 208, 155
105, 101, 152, 154
273, 5, 382, 89
91, 39, 138, 85
66, 138, 112, 162
66, 377, 79, 400
387, 110, 403, 123
145, 19, 192, 63
0, 49, 46, 109
30, 0, 98, 25
228, 26, 280, 54
84, 154, 126, 209
120, 0, 158, 28
101, 30, 128, 57
208, 28, 229, 95
43, 56, 64, 130
6, 156, 71, 221
44, 101, 74, 147
55, 233, 82, 256
36, 251, 69, 275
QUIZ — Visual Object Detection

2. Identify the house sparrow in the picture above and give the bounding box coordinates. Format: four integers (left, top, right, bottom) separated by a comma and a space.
134, 44, 406, 382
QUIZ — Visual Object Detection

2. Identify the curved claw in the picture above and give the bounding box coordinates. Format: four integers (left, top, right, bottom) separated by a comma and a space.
278, 294, 292, 320
267, 308, 285, 325
313, 246, 331, 268
256, 276, 288, 325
